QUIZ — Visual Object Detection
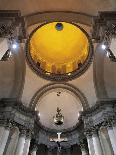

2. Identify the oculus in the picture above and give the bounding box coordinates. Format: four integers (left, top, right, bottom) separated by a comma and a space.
27, 22, 93, 81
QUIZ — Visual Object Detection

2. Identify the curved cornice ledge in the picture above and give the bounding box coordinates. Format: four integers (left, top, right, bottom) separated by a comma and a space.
24, 11, 94, 27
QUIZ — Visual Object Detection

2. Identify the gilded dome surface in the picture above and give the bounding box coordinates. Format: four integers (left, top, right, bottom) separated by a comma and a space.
27, 22, 93, 81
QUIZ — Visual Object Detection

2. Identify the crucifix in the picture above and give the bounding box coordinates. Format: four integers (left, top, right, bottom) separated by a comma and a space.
50, 132, 68, 152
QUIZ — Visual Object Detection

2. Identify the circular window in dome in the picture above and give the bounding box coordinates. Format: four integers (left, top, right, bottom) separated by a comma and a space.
26, 22, 93, 81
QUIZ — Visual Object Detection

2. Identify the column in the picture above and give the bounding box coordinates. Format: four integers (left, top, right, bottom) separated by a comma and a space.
30, 145, 38, 155
107, 126, 116, 155
112, 120, 116, 138
22, 131, 31, 155
66, 148, 71, 155
81, 146, 88, 155
0, 125, 11, 155
86, 131, 95, 155
79, 139, 88, 155
81, 147, 88, 155
92, 129, 103, 155
99, 126, 113, 155
15, 129, 26, 155
47, 148, 52, 155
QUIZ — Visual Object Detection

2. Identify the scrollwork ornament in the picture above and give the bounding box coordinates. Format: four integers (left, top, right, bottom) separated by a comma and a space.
26, 130, 33, 139
84, 129, 92, 138
79, 138, 86, 151
102, 117, 113, 129
91, 126, 98, 137
5, 122, 12, 130
80, 143, 86, 151
19, 128, 27, 137
112, 118, 116, 127
31, 144, 38, 152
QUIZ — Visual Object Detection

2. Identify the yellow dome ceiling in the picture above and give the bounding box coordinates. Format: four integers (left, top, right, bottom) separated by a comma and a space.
29, 22, 89, 74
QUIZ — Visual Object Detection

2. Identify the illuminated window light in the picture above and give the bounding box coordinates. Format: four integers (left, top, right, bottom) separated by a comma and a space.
11, 42, 19, 50
38, 112, 40, 117
101, 44, 107, 50
68, 73, 71, 75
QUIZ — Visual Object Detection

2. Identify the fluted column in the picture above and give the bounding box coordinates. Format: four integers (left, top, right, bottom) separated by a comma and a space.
15, 129, 26, 155
107, 126, 116, 155
86, 131, 95, 155
22, 131, 32, 155
30, 145, 38, 155
0, 124, 11, 155
112, 120, 116, 138
92, 129, 103, 155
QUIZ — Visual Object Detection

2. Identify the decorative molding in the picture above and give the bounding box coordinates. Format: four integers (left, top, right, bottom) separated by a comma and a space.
82, 99, 116, 131
19, 128, 27, 137
29, 83, 88, 133
0, 98, 116, 148
0, 98, 35, 130
25, 11, 93, 27
30, 83, 89, 110
0, 10, 26, 39
31, 144, 38, 152
92, 11, 116, 42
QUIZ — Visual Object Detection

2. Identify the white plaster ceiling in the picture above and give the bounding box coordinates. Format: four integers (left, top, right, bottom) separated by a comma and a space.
0, 0, 116, 16
36, 88, 83, 130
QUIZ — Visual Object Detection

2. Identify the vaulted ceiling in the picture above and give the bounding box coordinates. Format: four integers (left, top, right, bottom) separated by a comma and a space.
0, 0, 116, 16
0, 1, 116, 133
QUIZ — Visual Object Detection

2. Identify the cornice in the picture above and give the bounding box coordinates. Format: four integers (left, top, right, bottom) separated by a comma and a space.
81, 99, 116, 130
24, 11, 93, 27
81, 99, 116, 116
0, 98, 35, 117
0, 98, 35, 130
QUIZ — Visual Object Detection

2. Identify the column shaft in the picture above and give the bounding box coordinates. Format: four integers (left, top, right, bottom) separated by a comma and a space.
15, 134, 26, 155
22, 138, 31, 155
31, 150, 36, 155
0, 128, 10, 155
66, 148, 71, 155
113, 126, 116, 138
47, 149, 52, 155
107, 127, 116, 155
92, 134, 103, 155
30, 145, 37, 155
87, 136, 95, 155
82, 150, 87, 155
